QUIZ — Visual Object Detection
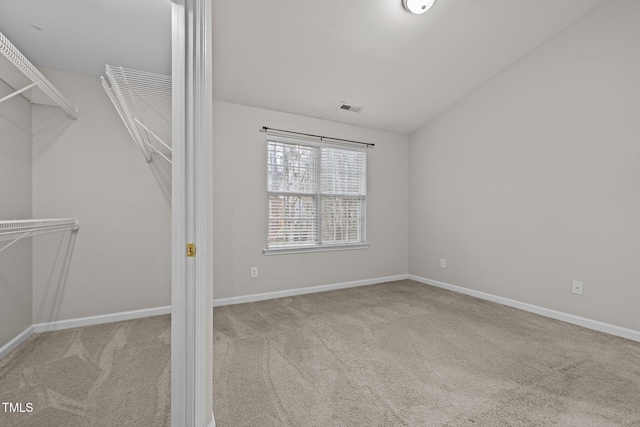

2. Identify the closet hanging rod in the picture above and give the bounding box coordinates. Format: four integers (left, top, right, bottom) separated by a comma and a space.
0, 32, 79, 119
260, 126, 374, 148
0, 218, 79, 254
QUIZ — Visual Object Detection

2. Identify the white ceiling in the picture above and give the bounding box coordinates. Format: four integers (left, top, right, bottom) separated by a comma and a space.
0, 0, 172, 77
212, 0, 606, 134
1, 0, 607, 134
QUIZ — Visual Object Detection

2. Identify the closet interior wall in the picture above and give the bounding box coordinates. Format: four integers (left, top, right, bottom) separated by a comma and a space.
31, 68, 172, 326
0, 78, 33, 349
1, 65, 172, 352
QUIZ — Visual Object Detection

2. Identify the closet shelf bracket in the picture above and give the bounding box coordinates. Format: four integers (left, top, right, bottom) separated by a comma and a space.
133, 118, 172, 164
0, 218, 80, 254
101, 65, 171, 164
0, 82, 36, 104
0, 32, 78, 119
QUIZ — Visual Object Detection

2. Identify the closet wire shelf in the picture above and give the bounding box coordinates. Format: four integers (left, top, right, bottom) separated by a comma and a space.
101, 65, 171, 164
0, 32, 78, 119
0, 218, 80, 254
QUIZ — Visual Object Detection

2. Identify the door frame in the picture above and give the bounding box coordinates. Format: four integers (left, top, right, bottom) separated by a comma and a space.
170, 0, 214, 426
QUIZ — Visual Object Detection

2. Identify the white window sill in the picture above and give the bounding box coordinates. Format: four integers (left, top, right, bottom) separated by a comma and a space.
263, 243, 369, 256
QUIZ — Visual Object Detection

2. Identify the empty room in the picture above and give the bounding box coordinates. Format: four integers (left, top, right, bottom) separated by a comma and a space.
1, 0, 639, 426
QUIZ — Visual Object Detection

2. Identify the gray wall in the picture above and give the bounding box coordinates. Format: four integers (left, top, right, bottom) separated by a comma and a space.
4, 69, 408, 334
0, 80, 33, 348
32, 68, 171, 324
408, 0, 640, 331
212, 100, 409, 300
6, 1, 639, 340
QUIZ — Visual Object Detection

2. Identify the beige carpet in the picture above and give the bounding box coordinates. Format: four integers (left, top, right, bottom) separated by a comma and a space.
1, 280, 639, 426
213, 280, 640, 426
0, 315, 171, 427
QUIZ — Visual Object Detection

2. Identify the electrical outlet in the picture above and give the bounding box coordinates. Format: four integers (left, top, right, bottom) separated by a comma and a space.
251, 267, 258, 278
440, 259, 446, 269
572, 280, 583, 296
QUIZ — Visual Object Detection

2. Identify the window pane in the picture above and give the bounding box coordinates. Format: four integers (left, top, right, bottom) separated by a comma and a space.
266, 137, 367, 251
268, 142, 317, 193
322, 197, 363, 244
321, 148, 366, 195
268, 195, 318, 247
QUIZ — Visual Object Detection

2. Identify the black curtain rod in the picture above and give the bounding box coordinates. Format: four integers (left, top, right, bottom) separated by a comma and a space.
262, 126, 374, 148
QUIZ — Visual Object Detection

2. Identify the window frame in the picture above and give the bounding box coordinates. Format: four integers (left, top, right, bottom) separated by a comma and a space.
264, 134, 369, 255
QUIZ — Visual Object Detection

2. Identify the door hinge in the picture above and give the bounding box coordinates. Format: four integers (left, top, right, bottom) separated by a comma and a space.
186, 243, 197, 257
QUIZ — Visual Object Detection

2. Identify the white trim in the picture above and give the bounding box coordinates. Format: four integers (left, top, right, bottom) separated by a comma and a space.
171, 0, 213, 425
264, 243, 369, 256
170, 1, 189, 424
212, 275, 409, 307
1, 305, 172, 360
32, 306, 172, 333
409, 275, 640, 343
265, 137, 367, 254
0, 325, 33, 360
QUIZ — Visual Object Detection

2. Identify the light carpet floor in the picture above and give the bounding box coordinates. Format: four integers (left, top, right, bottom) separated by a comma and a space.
213, 280, 640, 426
0, 315, 171, 426
1, 280, 639, 426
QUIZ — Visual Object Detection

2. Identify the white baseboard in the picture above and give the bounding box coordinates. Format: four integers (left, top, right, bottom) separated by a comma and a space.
0, 325, 34, 360
212, 274, 410, 307
409, 275, 640, 343
32, 305, 172, 333
7, 274, 635, 358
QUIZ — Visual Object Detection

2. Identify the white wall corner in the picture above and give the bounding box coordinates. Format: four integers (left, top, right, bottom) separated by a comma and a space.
408, 275, 640, 343
0, 325, 34, 360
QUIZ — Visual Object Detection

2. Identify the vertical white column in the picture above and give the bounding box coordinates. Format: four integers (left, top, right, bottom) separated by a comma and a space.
171, 0, 214, 426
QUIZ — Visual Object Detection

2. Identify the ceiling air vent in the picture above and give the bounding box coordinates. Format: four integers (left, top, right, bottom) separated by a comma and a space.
338, 102, 363, 113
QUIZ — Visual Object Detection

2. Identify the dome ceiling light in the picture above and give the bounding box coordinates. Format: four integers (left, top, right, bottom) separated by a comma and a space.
403, 0, 435, 15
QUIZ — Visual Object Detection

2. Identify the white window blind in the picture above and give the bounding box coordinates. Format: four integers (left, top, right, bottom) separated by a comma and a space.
266, 137, 367, 252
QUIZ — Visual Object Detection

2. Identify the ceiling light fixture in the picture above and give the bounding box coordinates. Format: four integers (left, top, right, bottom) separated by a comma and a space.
403, 0, 435, 14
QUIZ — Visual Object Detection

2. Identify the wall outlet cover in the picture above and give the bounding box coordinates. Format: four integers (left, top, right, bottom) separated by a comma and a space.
572, 280, 583, 296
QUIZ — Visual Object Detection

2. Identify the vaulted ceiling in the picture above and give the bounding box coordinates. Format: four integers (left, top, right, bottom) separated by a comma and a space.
1, 0, 607, 134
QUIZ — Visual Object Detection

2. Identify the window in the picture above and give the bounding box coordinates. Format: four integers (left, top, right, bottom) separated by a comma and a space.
266, 135, 367, 254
